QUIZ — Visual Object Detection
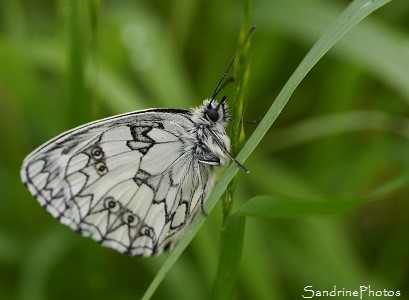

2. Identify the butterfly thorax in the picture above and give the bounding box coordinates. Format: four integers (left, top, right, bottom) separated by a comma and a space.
189, 99, 231, 166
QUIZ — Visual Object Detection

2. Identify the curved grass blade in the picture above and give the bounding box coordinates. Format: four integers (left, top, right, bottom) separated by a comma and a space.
141, 0, 391, 298
237, 172, 409, 219
268, 111, 409, 152
208, 171, 409, 300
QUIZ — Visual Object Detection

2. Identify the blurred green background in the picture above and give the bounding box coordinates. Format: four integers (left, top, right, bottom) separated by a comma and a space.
1, 0, 409, 299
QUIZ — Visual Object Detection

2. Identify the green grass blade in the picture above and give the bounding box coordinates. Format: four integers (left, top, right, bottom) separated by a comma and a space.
223, 0, 254, 222
237, 174, 409, 218
238, 0, 392, 168
211, 215, 246, 300
65, 0, 90, 126
268, 111, 409, 152
238, 196, 357, 218
212, 2, 254, 297
142, 0, 391, 298
141, 172, 234, 300
258, 0, 409, 103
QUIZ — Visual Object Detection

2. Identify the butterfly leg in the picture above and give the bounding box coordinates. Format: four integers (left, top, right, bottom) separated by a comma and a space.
199, 182, 208, 217
194, 165, 209, 217
200, 198, 208, 216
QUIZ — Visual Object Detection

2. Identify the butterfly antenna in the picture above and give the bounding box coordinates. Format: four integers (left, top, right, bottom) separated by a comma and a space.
228, 152, 250, 174
209, 53, 237, 104
210, 25, 257, 104
208, 129, 250, 174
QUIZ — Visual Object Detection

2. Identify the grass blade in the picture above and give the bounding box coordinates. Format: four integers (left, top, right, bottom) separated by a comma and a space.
211, 215, 246, 300
64, 0, 91, 126
258, 0, 409, 103
268, 111, 409, 152
224, 0, 254, 222
212, 1, 254, 297
237, 173, 409, 219
142, 0, 391, 298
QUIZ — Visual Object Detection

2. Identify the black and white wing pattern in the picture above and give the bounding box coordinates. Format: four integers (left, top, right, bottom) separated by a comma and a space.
21, 100, 231, 256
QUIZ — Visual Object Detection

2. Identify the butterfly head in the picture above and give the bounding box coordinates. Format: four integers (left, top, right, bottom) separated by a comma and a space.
195, 96, 230, 126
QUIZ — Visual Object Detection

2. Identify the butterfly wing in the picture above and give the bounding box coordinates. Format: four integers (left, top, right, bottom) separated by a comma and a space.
21, 109, 214, 256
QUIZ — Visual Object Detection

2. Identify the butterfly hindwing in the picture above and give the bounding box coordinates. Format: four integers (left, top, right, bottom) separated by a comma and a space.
21, 109, 217, 256
22, 99, 231, 256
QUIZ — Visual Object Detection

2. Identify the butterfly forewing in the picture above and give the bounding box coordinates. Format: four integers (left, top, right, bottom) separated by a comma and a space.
21, 102, 230, 256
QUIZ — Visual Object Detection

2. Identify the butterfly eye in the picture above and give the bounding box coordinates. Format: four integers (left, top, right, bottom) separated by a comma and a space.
104, 197, 120, 213
95, 162, 108, 175
91, 146, 104, 160
123, 211, 139, 227
206, 108, 219, 122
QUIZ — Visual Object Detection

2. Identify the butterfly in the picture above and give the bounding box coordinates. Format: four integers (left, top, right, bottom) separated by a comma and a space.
20, 45, 250, 256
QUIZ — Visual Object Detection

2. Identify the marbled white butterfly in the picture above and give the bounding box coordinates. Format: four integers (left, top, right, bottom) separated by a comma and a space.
20, 36, 252, 256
